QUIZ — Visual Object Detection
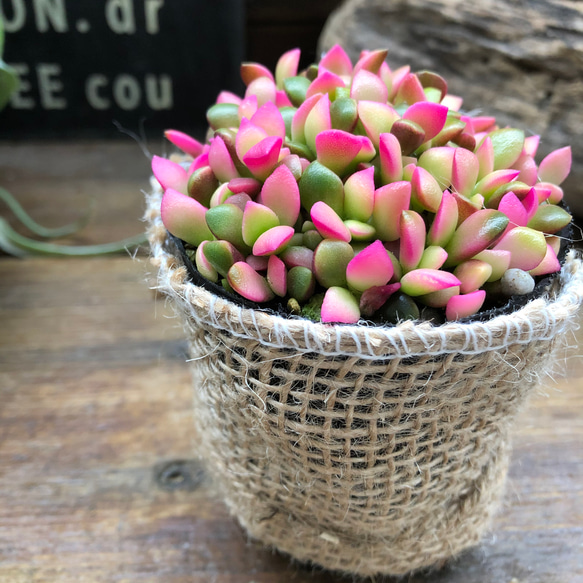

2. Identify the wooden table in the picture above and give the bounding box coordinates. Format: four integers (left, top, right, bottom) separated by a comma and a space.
1, 142, 582, 583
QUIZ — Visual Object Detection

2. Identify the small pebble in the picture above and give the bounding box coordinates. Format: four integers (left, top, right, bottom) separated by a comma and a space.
500, 268, 535, 296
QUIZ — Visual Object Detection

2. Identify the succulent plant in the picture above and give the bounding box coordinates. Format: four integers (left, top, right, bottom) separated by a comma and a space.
153, 45, 573, 324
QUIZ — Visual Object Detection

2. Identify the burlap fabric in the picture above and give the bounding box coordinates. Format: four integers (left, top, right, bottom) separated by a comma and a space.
145, 185, 583, 576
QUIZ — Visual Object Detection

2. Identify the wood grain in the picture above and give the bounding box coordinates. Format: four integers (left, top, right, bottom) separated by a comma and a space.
0, 141, 581, 582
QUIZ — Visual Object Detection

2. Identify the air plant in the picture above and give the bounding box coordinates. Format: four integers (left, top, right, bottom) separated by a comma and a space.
153, 45, 573, 324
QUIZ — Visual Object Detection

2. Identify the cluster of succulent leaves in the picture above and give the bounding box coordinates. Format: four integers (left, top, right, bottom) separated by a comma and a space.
153, 45, 572, 324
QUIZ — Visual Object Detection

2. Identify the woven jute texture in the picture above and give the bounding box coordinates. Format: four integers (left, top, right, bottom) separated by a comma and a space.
145, 185, 583, 576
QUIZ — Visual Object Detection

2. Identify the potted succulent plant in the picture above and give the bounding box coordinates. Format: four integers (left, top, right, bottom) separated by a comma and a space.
145, 45, 583, 576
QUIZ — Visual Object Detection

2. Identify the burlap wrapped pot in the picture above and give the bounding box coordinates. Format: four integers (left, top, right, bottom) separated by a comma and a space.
145, 185, 583, 577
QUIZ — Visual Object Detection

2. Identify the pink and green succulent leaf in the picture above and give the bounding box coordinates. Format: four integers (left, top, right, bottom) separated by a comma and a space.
245, 76, 277, 107
359, 282, 401, 317
498, 192, 528, 234
350, 69, 389, 103
473, 169, 521, 201
536, 182, 563, 204
538, 146, 572, 185
208, 136, 240, 183
321, 286, 360, 323
492, 226, 547, 270
451, 191, 481, 225
267, 254, 288, 296
379, 61, 393, 94
330, 97, 358, 132
472, 249, 512, 282
394, 72, 427, 105
357, 101, 399, 147
250, 101, 286, 139
280, 245, 314, 269
238, 94, 258, 121
252, 225, 295, 256
344, 166, 375, 222
400, 268, 461, 296
418, 285, 460, 308
417, 147, 454, 189
523, 135, 540, 158
402, 161, 417, 182
161, 188, 213, 246
240, 62, 274, 86
344, 220, 376, 241
526, 204, 572, 234
475, 136, 494, 181
465, 116, 496, 134
346, 239, 394, 292
402, 101, 448, 142
242, 136, 283, 180
187, 165, 218, 207
373, 181, 411, 241
489, 128, 525, 170
246, 254, 269, 271
214, 128, 251, 178
547, 235, 561, 255
315, 129, 368, 177
276, 90, 293, 108
319, 44, 353, 77
445, 290, 486, 321
452, 148, 480, 198
195, 242, 219, 282
452, 131, 476, 152
310, 201, 352, 242
287, 265, 316, 302
207, 103, 241, 130
529, 244, 561, 276
411, 166, 443, 213
378, 132, 404, 184
453, 259, 493, 294
313, 239, 354, 288
283, 76, 311, 107
440, 94, 463, 111
418, 246, 448, 270
298, 161, 344, 216
426, 190, 458, 247
520, 187, 539, 221
346, 239, 393, 292
216, 91, 242, 105
388, 64, 411, 100
431, 117, 466, 148
416, 70, 448, 101
278, 153, 303, 180
354, 135, 377, 165
152, 155, 189, 194
205, 204, 250, 253
275, 48, 301, 89
228, 177, 261, 197
203, 240, 244, 278
164, 130, 204, 158
188, 150, 210, 174
259, 163, 301, 226
304, 93, 333, 155
390, 119, 426, 156
235, 118, 268, 160
219, 192, 251, 211
227, 261, 275, 302
241, 201, 280, 247
399, 210, 426, 273
514, 153, 538, 186
444, 209, 509, 266
209, 183, 235, 208
354, 49, 389, 75
306, 70, 346, 99
485, 180, 530, 210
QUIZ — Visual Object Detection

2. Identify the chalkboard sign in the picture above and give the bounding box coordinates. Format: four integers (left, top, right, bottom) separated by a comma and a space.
0, 0, 245, 138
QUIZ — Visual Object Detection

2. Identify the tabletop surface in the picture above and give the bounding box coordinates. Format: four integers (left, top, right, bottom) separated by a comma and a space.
0, 141, 582, 583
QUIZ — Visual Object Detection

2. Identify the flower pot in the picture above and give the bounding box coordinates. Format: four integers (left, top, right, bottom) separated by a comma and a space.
146, 183, 583, 577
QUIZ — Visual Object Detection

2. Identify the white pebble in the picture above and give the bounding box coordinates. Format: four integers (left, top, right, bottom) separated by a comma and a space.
500, 269, 535, 296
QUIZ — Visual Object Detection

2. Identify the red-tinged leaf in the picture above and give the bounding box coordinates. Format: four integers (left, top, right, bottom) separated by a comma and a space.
357, 100, 399, 147
188, 151, 210, 174
403, 101, 448, 141
453, 260, 492, 293
535, 182, 562, 204
321, 287, 360, 323
411, 166, 442, 212
242, 136, 283, 181
306, 70, 346, 99
152, 155, 188, 194
473, 249, 512, 282
354, 49, 388, 75
280, 245, 314, 269
452, 148, 479, 197
275, 48, 301, 89
161, 188, 213, 246
418, 246, 448, 270
304, 93, 332, 154
260, 164, 301, 226
378, 132, 403, 184
290, 93, 321, 143
417, 147, 455, 189
250, 101, 286, 139
320, 44, 353, 77
164, 130, 204, 158
346, 239, 394, 292
400, 269, 461, 296
344, 166, 375, 222
216, 91, 242, 105
350, 69, 388, 103
315, 129, 364, 176
399, 210, 426, 272
446, 290, 486, 321
228, 177, 261, 196
252, 225, 295, 256
498, 192, 528, 233
242, 201, 280, 246
241, 62, 274, 86
228, 261, 275, 302
523, 135, 540, 157
394, 73, 426, 105
238, 94, 258, 120
538, 146, 572, 185
427, 190, 458, 247
529, 244, 561, 276
208, 136, 239, 183
235, 117, 268, 160
373, 181, 411, 241
492, 226, 547, 270
360, 283, 401, 317
475, 136, 494, 181
311, 201, 351, 242
245, 76, 277, 107
514, 153, 538, 186
195, 242, 219, 282
246, 254, 269, 271
267, 254, 287, 296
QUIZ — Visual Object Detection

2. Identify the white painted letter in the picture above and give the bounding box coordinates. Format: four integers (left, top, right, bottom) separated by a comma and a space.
145, 74, 172, 110
144, 0, 164, 34
113, 74, 141, 110
37, 63, 66, 109
86, 74, 110, 110
105, 0, 136, 34
32, 0, 68, 32
9, 63, 34, 109
0, 0, 26, 32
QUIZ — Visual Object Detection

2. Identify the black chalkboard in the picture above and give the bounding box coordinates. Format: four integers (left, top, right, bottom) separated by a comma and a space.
0, 0, 245, 138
